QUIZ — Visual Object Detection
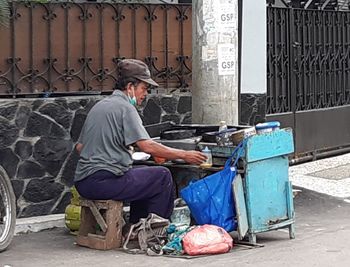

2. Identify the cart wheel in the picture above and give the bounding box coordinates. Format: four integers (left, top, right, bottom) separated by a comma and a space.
0, 166, 16, 252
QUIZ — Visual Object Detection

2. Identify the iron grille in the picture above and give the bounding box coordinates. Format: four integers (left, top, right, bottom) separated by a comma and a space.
267, 7, 292, 113
293, 8, 350, 110
0, 2, 192, 97
267, 6, 350, 114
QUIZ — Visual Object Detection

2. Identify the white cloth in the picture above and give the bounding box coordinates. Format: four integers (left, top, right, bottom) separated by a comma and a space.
132, 152, 151, 161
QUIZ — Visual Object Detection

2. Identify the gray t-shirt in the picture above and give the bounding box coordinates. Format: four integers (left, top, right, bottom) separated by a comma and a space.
74, 90, 150, 182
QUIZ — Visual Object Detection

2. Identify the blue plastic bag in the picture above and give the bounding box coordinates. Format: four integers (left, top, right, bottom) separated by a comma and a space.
180, 141, 246, 232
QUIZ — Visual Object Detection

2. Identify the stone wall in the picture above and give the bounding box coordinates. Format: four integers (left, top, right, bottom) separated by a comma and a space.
0, 92, 192, 218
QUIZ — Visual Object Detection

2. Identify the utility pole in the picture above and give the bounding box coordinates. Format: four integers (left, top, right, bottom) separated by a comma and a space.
192, 0, 239, 125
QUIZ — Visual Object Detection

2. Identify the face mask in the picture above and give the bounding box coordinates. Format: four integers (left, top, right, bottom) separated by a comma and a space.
128, 95, 137, 106
128, 86, 137, 106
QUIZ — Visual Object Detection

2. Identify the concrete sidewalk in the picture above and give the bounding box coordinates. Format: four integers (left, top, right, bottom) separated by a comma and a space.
289, 152, 350, 200
2, 153, 350, 267
2, 186, 350, 267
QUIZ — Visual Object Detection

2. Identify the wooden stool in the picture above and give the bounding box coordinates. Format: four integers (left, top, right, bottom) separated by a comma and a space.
76, 199, 123, 250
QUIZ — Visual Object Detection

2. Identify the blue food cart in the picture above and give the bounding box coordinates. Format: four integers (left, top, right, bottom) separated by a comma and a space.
233, 128, 295, 244
143, 125, 295, 244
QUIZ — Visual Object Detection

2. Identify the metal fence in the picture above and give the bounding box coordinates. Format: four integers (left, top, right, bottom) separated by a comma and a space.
267, 6, 350, 114
267, 7, 292, 114
0, 2, 192, 97
267, 5, 350, 155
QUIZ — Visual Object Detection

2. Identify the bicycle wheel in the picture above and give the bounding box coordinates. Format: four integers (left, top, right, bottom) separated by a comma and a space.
0, 166, 16, 252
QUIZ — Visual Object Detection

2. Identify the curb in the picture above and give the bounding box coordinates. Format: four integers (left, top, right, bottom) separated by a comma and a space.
14, 206, 131, 235
15, 214, 65, 235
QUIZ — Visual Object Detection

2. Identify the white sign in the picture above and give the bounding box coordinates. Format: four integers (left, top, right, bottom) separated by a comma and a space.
218, 44, 236, 76
202, 46, 218, 61
219, 1, 237, 31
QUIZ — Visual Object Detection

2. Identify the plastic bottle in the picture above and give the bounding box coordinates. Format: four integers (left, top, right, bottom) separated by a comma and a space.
200, 146, 212, 168
170, 198, 191, 229
216, 120, 229, 146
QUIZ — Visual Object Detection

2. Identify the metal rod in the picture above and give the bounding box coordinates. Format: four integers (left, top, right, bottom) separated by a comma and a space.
273, 8, 278, 113
99, 3, 104, 91
30, 3, 33, 93
116, 4, 121, 59
289, 7, 297, 158
165, 5, 169, 89
280, 0, 289, 8
321, 0, 331, 10
304, 0, 314, 9
290, 146, 350, 165
83, 4, 87, 90
10, 2, 15, 96
132, 5, 136, 59
65, 2, 70, 92
48, 3, 52, 92
148, 6, 152, 62
179, 6, 184, 87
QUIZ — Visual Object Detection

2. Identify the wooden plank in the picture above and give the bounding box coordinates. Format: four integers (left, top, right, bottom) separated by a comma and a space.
78, 206, 96, 236
86, 202, 108, 233
76, 200, 123, 250
87, 233, 106, 240
105, 201, 123, 248
232, 174, 249, 240
77, 236, 109, 250
81, 200, 122, 210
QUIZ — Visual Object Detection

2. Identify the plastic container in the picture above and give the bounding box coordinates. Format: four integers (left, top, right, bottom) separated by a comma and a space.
255, 121, 280, 134
170, 198, 191, 229
216, 121, 229, 146
230, 127, 256, 145
200, 146, 212, 168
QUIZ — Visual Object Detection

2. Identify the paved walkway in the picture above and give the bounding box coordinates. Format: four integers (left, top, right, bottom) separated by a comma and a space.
2, 187, 350, 267
289, 152, 350, 199
2, 153, 350, 267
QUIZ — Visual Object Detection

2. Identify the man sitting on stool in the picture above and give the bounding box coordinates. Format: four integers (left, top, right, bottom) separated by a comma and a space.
74, 59, 206, 224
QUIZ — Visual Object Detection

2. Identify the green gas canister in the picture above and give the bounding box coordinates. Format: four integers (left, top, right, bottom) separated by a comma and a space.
65, 186, 81, 234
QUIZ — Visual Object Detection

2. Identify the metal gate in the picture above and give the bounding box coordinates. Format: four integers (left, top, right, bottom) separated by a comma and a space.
266, 5, 350, 155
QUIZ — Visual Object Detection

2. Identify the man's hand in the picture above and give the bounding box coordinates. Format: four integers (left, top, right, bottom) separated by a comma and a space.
182, 150, 207, 165
136, 139, 207, 165
75, 143, 83, 155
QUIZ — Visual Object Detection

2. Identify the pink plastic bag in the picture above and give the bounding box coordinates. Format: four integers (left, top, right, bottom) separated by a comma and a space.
182, 224, 233, 256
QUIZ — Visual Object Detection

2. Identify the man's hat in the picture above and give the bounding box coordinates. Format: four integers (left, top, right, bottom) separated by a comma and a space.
118, 59, 159, 87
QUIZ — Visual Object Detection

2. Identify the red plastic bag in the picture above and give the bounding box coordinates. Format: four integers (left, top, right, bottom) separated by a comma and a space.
182, 224, 233, 256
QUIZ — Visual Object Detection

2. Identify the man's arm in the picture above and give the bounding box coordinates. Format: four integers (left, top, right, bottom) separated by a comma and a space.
136, 139, 206, 165
75, 143, 83, 155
